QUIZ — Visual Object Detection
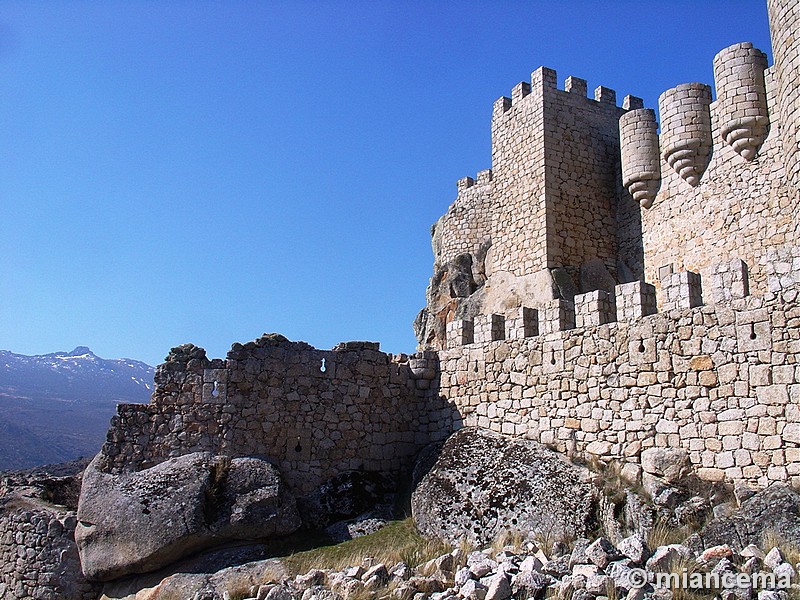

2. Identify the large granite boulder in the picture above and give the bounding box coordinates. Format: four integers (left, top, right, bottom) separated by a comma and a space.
692, 484, 800, 550
76, 452, 300, 581
411, 428, 598, 546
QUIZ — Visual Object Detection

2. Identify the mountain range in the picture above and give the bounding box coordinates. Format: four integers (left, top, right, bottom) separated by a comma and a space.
0, 347, 154, 471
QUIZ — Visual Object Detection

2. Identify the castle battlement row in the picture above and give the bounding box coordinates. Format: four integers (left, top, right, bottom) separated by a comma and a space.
444, 258, 757, 350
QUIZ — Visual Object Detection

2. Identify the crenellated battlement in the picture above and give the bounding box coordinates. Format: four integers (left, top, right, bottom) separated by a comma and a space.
441, 255, 796, 352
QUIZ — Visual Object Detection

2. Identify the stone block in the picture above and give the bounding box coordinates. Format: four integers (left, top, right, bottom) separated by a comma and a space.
540, 299, 575, 334
446, 319, 474, 348
710, 259, 749, 304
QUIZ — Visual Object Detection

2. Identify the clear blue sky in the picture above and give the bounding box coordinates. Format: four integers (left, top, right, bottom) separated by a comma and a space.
0, 1, 772, 366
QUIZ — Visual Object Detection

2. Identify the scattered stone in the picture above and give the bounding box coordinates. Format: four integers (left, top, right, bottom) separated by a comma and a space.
701, 545, 734, 562
454, 567, 473, 587
585, 538, 620, 569
764, 548, 785, 570
645, 545, 692, 573
618, 534, 650, 565
483, 573, 511, 600
569, 539, 591, 567
518, 555, 543, 574
585, 574, 612, 596
459, 579, 488, 600
511, 571, 549, 597
542, 555, 571, 577
773, 562, 796, 580
741, 545, 766, 560
640, 448, 690, 484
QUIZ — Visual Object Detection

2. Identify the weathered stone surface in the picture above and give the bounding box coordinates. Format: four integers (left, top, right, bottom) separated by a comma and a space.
697, 485, 800, 550
76, 452, 300, 581
411, 428, 597, 546
298, 471, 397, 531
640, 448, 690, 484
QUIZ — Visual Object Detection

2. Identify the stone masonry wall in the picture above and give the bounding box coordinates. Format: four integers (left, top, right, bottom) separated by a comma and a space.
438, 261, 800, 491
0, 506, 98, 600
487, 68, 638, 280
432, 171, 493, 267
488, 70, 548, 277
98, 336, 455, 496
541, 77, 628, 276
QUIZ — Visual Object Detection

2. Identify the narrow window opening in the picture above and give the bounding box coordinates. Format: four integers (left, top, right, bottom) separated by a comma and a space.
749, 322, 757, 340
638, 339, 645, 353
211, 381, 220, 398
320, 358, 327, 373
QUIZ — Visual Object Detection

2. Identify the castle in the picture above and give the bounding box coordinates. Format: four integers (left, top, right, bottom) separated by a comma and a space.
1, 2, 799, 597
414, 0, 800, 489
90, 0, 800, 499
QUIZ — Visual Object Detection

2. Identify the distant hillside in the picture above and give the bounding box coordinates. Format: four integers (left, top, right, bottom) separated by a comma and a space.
0, 347, 154, 471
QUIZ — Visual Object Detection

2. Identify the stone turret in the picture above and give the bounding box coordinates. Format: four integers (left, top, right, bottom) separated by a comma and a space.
619, 108, 661, 208
713, 42, 770, 160
658, 83, 713, 186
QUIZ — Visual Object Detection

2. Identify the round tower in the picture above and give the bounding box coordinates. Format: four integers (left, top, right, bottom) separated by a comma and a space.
619, 108, 661, 208
713, 42, 769, 161
767, 0, 800, 190
658, 83, 713, 187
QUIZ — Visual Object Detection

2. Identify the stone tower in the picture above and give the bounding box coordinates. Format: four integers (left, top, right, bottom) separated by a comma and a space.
767, 0, 800, 193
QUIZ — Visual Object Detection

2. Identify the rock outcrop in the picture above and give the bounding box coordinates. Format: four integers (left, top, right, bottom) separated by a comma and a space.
691, 484, 800, 551
411, 428, 598, 546
76, 452, 300, 581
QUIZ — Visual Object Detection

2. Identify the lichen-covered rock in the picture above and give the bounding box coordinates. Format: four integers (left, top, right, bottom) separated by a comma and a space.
410, 428, 598, 546
696, 484, 800, 550
76, 452, 300, 581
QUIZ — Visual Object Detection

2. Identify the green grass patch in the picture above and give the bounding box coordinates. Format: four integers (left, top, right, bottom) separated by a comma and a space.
279, 518, 450, 576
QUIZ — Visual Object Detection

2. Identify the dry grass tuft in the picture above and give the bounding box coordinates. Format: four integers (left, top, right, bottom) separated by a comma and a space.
646, 518, 693, 550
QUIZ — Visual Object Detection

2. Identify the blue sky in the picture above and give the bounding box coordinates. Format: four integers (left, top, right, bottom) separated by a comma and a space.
0, 1, 772, 366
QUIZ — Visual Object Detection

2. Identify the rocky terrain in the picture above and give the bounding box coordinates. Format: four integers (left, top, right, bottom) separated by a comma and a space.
3, 426, 800, 600
0, 347, 154, 470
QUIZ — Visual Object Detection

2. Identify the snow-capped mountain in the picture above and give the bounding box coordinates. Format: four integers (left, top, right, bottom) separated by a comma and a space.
0, 347, 154, 471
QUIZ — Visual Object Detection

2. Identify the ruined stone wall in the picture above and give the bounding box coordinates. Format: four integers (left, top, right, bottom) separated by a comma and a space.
439, 259, 800, 490
98, 336, 455, 496
639, 64, 794, 297
432, 172, 493, 267
0, 506, 99, 600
